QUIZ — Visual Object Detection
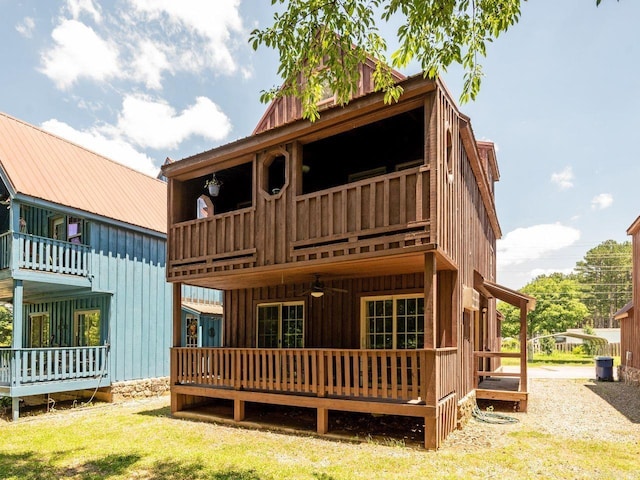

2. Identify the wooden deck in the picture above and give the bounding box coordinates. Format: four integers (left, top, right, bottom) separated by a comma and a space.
474, 351, 528, 411
171, 347, 458, 449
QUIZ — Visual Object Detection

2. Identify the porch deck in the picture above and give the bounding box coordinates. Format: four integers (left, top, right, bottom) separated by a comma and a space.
474, 351, 528, 411
171, 347, 458, 449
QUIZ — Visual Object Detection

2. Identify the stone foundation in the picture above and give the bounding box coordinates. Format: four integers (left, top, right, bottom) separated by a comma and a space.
456, 390, 476, 429
109, 377, 170, 401
618, 365, 640, 385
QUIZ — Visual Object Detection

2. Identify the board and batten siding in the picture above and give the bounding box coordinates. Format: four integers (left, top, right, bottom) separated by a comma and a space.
89, 221, 172, 383
223, 273, 425, 349
623, 226, 640, 370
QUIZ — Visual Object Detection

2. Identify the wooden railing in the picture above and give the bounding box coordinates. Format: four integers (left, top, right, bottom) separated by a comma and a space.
0, 346, 109, 386
293, 167, 428, 244
172, 347, 457, 404
0, 232, 91, 276
169, 207, 255, 266
473, 351, 526, 391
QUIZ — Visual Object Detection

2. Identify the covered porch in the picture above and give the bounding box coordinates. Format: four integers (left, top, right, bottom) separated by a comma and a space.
474, 277, 536, 411
171, 346, 458, 449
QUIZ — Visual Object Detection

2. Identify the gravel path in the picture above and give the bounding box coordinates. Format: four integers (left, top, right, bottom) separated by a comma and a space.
443, 373, 640, 451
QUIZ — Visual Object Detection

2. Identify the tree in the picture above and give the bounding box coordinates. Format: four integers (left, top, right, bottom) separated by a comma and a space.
0, 305, 12, 346
498, 273, 589, 338
251, 0, 606, 121
574, 239, 632, 328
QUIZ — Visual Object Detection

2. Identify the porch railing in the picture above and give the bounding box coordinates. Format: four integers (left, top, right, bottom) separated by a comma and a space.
172, 347, 457, 404
0, 346, 109, 386
0, 231, 91, 276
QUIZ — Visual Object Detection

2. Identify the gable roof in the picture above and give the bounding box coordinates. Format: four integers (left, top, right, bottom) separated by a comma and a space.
0, 112, 166, 234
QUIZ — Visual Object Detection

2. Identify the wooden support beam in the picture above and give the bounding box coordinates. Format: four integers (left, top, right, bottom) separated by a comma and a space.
234, 399, 246, 422
317, 408, 329, 435
424, 252, 437, 349
424, 415, 437, 450
172, 282, 182, 348
519, 302, 528, 393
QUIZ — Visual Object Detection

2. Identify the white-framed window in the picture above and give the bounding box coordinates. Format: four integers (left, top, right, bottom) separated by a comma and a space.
74, 309, 101, 346
29, 313, 50, 348
361, 294, 425, 349
256, 302, 304, 348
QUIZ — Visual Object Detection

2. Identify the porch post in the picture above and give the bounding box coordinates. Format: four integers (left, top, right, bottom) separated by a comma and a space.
519, 301, 528, 411
11, 279, 24, 421
424, 252, 437, 349
172, 282, 182, 347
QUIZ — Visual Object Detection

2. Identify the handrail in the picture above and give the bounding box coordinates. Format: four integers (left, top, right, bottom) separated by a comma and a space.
172, 347, 457, 405
0, 346, 109, 386
13, 232, 91, 276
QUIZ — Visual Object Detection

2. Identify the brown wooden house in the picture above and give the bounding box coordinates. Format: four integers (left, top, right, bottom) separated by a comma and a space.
615, 216, 640, 384
162, 64, 534, 449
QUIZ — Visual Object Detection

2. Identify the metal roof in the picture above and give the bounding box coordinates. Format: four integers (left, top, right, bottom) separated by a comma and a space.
182, 301, 223, 316
0, 112, 166, 234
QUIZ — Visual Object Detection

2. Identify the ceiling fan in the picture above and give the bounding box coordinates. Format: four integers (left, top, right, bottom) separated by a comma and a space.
300, 274, 348, 298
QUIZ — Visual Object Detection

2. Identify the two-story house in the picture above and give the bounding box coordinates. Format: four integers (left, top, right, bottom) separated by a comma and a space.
162, 64, 534, 449
0, 112, 222, 420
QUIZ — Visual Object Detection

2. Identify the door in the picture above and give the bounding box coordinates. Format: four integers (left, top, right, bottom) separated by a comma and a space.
256, 302, 304, 348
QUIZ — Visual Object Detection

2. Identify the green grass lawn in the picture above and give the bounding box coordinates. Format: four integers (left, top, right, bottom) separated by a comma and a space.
501, 351, 620, 367
0, 396, 638, 479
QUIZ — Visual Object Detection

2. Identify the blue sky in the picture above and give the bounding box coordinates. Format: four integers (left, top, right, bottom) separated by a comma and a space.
0, 0, 638, 290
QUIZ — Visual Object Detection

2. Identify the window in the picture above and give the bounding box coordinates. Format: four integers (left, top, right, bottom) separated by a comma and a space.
50, 216, 85, 243
257, 302, 304, 348
29, 313, 50, 348
196, 195, 213, 219
362, 295, 424, 349
74, 310, 101, 346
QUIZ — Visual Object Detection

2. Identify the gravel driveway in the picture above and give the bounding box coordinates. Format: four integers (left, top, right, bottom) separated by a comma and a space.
443, 366, 640, 451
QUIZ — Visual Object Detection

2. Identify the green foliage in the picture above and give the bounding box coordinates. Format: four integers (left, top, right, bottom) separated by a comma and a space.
498, 273, 589, 338
538, 333, 555, 355
251, 0, 523, 120
574, 239, 632, 328
0, 305, 11, 346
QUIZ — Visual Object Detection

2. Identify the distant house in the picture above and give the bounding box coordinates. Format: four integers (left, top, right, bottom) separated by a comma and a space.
162, 62, 535, 449
0, 112, 221, 420
616, 215, 640, 384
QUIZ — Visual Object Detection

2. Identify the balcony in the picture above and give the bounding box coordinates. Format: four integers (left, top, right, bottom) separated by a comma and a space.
0, 231, 91, 277
167, 166, 431, 284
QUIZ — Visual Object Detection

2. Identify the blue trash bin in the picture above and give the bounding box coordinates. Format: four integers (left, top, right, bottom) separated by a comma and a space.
595, 356, 614, 381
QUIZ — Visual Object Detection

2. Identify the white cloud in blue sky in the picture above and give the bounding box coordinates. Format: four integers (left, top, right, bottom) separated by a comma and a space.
15, 17, 35, 38
497, 223, 581, 267
591, 193, 613, 211
550, 166, 574, 190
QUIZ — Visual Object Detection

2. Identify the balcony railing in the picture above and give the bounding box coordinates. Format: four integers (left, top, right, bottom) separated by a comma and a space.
0, 231, 91, 276
172, 347, 457, 405
0, 346, 109, 387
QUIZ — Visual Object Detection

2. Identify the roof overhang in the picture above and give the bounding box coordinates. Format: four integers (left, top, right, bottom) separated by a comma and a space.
627, 215, 640, 235
475, 272, 536, 311
613, 300, 633, 321
182, 301, 223, 316
532, 331, 609, 345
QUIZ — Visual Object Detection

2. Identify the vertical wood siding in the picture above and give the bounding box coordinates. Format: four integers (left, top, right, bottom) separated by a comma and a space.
433, 90, 499, 399
622, 228, 640, 370
223, 274, 424, 349
89, 222, 172, 382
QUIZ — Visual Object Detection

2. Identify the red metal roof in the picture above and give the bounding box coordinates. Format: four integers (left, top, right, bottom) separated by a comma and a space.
0, 112, 166, 234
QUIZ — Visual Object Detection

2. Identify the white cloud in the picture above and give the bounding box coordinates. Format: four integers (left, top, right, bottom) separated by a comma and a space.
129, 0, 243, 74
529, 267, 575, 279
16, 17, 35, 38
40, 19, 119, 89
591, 193, 613, 210
550, 166, 574, 190
41, 119, 159, 177
116, 94, 232, 150
41, 2, 247, 92
66, 0, 102, 23
130, 40, 172, 90
497, 223, 581, 266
